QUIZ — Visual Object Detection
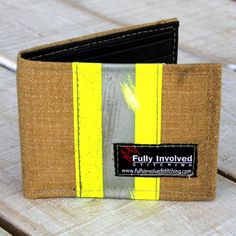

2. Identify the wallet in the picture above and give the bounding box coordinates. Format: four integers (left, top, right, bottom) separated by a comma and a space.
17, 18, 222, 200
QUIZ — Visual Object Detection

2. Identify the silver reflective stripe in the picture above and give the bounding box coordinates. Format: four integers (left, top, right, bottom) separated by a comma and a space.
102, 64, 135, 199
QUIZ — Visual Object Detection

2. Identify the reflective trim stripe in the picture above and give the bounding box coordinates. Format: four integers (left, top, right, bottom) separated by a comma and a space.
72, 62, 104, 198
72, 62, 162, 200
102, 64, 135, 198
133, 64, 162, 200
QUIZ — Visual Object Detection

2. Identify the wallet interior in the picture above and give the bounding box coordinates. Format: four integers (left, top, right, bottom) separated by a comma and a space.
21, 20, 179, 64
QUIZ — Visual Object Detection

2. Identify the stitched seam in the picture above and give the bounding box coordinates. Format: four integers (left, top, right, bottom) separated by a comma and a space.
19, 70, 213, 75
76, 63, 82, 197
32, 189, 214, 193
205, 65, 213, 187
172, 26, 176, 62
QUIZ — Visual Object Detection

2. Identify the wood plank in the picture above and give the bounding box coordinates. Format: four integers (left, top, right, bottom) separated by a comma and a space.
0, 228, 11, 236
0, 0, 236, 65
0, 62, 236, 234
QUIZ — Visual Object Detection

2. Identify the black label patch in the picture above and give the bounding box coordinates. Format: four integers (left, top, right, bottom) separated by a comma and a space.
114, 144, 197, 177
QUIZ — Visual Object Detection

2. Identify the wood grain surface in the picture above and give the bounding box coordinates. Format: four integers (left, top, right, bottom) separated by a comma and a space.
0, 0, 236, 235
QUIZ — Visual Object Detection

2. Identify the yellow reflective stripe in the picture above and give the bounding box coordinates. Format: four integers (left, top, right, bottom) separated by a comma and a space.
72, 62, 104, 198
133, 64, 162, 200
72, 63, 80, 197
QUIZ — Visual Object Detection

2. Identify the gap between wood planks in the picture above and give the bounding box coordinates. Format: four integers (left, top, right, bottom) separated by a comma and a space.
0, 214, 30, 236
218, 169, 236, 183
0, 55, 16, 72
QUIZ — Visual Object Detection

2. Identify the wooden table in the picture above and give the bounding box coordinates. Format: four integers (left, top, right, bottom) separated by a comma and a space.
0, 0, 236, 235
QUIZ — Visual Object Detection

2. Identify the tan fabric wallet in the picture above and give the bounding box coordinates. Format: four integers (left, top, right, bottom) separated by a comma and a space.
17, 18, 222, 200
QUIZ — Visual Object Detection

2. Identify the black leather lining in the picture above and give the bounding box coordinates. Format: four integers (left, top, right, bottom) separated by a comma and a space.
22, 21, 179, 63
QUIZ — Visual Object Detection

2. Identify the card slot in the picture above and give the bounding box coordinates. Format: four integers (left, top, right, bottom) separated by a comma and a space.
63, 30, 173, 55
80, 43, 173, 63
44, 37, 174, 62
24, 27, 175, 61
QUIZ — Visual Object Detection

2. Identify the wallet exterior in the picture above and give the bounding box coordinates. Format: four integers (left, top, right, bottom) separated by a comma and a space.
17, 19, 222, 201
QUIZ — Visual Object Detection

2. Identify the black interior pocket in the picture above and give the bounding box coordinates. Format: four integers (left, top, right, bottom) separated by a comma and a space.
22, 21, 179, 64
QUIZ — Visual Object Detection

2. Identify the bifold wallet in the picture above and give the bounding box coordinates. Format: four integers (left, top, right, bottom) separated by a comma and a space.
17, 18, 222, 200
